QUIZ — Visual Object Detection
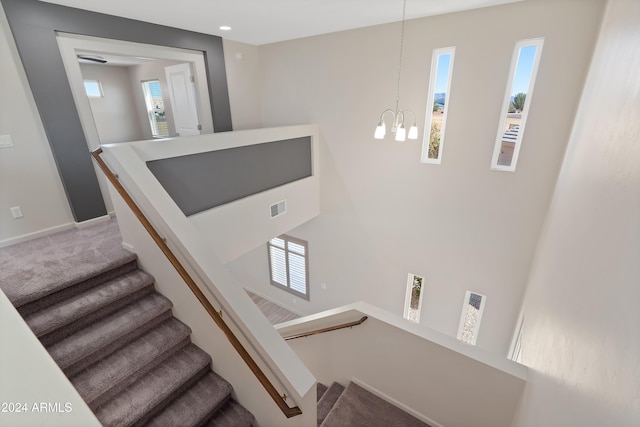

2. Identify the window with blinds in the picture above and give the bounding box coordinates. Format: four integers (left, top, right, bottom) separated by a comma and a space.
267, 235, 309, 300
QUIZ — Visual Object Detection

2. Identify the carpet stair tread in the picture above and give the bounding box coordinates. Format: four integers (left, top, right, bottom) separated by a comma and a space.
71, 318, 192, 409
0, 220, 137, 309
25, 269, 155, 341
317, 382, 345, 426
321, 382, 429, 427
317, 383, 329, 402
146, 371, 233, 427
204, 398, 255, 427
2, 220, 255, 426
47, 292, 172, 374
94, 344, 211, 427
17, 262, 139, 317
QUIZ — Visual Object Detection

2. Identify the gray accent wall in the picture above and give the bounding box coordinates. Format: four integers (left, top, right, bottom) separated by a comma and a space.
1, 0, 232, 222
147, 137, 312, 216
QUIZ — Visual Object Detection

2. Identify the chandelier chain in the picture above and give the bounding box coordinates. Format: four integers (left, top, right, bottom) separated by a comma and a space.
395, 0, 407, 114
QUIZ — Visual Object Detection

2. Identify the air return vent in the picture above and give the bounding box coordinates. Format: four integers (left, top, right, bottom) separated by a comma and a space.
270, 200, 287, 219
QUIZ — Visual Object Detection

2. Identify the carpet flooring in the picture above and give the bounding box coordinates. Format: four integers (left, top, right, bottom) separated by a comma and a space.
0, 219, 254, 426
319, 382, 430, 427
0, 220, 136, 310
246, 290, 300, 324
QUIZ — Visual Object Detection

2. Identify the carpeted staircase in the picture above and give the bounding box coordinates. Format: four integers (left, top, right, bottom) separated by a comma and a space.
0, 220, 254, 427
316, 381, 430, 427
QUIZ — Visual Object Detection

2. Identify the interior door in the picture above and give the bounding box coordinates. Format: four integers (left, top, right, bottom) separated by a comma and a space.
164, 63, 201, 136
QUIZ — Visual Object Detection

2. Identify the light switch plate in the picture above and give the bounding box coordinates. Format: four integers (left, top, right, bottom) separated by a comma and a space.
0, 135, 14, 148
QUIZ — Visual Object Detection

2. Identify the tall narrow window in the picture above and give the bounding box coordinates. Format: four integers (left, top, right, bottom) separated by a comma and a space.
421, 47, 455, 164
268, 235, 309, 300
141, 80, 169, 138
491, 38, 544, 171
457, 291, 486, 345
403, 273, 425, 323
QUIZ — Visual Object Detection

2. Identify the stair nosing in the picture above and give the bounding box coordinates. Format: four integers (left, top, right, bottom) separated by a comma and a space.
16, 260, 139, 316
94, 344, 212, 427
47, 292, 173, 373
26, 269, 155, 338
144, 371, 233, 427
70, 317, 193, 409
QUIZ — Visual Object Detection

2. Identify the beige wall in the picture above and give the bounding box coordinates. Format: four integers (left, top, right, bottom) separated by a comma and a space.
0, 7, 74, 246
79, 63, 145, 144
1, 0, 607, 359
223, 39, 263, 130
513, 0, 640, 425
227, 0, 605, 355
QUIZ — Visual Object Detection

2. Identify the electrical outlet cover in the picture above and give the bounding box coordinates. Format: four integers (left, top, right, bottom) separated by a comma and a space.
0, 135, 14, 148
10, 206, 23, 219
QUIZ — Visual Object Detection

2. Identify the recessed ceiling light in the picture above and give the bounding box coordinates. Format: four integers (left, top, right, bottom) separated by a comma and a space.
219, 25, 232, 31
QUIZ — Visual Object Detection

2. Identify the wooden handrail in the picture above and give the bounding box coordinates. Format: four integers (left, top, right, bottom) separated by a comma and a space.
283, 316, 368, 341
91, 147, 302, 418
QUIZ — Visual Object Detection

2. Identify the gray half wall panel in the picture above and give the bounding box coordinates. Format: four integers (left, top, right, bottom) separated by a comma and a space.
146, 137, 312, 217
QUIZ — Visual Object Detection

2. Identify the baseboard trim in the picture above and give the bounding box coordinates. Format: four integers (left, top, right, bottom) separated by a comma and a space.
74, 214, 111, 229
0, 222, 75, 248
121, 241, 135, 253
350, 377, 444, 427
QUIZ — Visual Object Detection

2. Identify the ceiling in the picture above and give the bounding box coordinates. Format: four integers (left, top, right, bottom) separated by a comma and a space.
41, 0, 524, 46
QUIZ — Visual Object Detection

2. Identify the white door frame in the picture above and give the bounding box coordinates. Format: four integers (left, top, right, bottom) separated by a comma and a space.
56, 33, 214, 211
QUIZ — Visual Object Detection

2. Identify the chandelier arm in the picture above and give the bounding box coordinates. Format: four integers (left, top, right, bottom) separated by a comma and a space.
401, 109, 416, 125
379, 109, 396, 123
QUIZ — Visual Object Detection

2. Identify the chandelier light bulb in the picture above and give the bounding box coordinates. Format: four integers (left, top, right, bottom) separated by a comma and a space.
395, 123, 406, 141
408, 124, 418, 140
374, 121, 386, 139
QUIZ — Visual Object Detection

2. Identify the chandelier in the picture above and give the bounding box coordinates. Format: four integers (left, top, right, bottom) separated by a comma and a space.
374, 0, 418, 142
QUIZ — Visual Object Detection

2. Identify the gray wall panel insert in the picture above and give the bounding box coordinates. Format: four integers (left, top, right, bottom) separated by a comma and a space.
147, 137, 312, 216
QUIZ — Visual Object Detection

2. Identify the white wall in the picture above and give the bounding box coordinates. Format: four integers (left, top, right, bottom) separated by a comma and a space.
227, 0, 605, 356
0, 290, 101, 427
282, 303, 526, 427
79, 63, 144, 144
512, 0, 640, 425
0, 7, 74, 246
188, 126, 320, 264
223, 39, 263, 130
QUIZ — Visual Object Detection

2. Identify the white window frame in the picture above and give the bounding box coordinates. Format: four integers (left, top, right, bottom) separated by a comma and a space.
267, 234, 309, 300
456, 291, 487, 345
508, 311, 525, 363
83, 80, 103, 98
403, 273, 425, 323
491, 38, 544, 172
141, 79, 169, 138
421, 47, 455, 164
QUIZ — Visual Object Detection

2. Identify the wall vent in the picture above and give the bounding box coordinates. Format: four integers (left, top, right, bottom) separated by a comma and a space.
270, 200, 287, 218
